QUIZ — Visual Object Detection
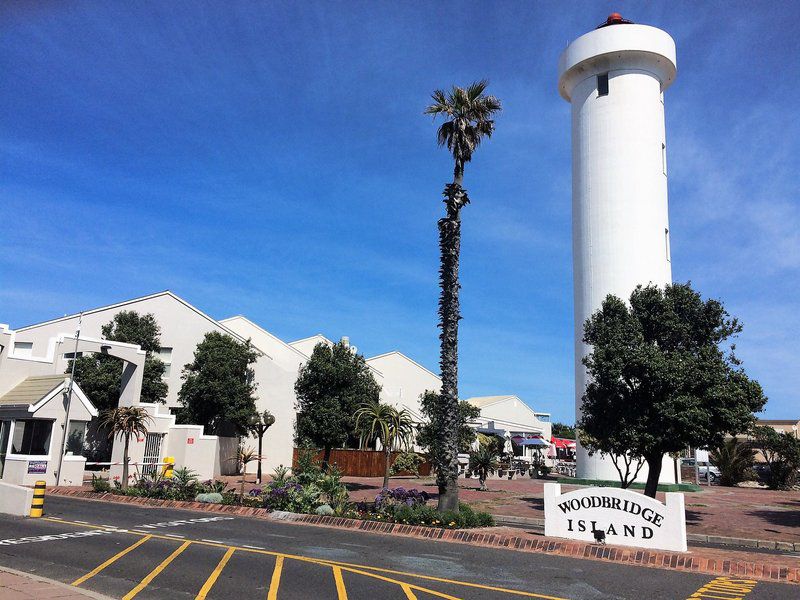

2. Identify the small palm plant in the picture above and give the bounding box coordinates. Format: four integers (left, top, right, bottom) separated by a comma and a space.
99, 406, 152, 491
425, 80, 501, 511
710, 437, 756, 486
355, 400, 415, 489
232, 445, 259, 501
469, 446, 500, 491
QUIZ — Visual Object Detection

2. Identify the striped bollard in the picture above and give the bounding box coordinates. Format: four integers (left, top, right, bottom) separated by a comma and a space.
29, 480, 46, 518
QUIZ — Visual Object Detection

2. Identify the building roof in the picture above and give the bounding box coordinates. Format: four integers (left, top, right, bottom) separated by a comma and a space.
757, 419, 799, 425
0, 375, 67, 407
465, 395, 518, 408
288, 334, 334, 349
366, 351, 440, 381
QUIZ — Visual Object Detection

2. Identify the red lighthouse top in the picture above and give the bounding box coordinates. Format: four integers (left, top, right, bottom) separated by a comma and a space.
597, 13, 634, 28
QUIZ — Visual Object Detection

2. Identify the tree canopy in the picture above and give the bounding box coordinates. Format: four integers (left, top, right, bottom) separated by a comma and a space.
176, 332, 259, 436
69, 311, 168, 412
294, 341, 381, 465
752, 426, 800, 489
552, 422, 576, 439
417, 391, 481, 468
579, 283, 766, 497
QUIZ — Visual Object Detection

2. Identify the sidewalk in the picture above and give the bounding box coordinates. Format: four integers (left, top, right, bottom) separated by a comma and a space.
0, 566, 112, 600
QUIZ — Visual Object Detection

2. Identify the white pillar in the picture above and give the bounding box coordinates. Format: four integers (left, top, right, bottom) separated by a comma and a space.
558, 15, 678, 483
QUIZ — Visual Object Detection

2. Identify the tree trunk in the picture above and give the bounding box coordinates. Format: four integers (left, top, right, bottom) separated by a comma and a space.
121, 435, 130, 491
436, 167, 468, 513
644, 455, 662, 498
383, 448, 391, 490
257, 432, 263, 484
322, 446, 332, 473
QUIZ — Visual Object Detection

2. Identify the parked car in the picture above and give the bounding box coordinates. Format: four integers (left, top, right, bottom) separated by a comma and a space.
680, 458, 696, 467
697, 461, 721, 483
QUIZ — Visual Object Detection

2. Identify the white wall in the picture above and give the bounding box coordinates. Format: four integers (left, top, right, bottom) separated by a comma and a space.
367, 352, 440, 421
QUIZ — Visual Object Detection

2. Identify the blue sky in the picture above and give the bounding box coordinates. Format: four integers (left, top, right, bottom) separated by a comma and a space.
1, 1, 798, 422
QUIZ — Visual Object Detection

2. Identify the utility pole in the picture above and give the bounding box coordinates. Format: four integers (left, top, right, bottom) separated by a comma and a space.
55, 313, 81, 486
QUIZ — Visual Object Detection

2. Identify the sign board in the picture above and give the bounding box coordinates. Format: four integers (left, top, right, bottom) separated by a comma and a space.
187, 438, 194, 445
544, 483, 687, 552
27, 461, 48, 474
694, 448, 709, 463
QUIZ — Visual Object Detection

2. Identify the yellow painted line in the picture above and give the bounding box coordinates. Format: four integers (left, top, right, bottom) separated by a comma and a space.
332, 565, 348, 600
72, 535, 153, 586
43, 517, 566, 600
337, 564, 460, 600
121, 540, 191, 600
401, 583, 418, 600
195, 546, 235, 600
267, 555, 284, 600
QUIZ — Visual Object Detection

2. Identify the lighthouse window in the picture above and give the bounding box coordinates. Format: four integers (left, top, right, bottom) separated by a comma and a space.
665, 228, 671, 262
597, 73, 609, 97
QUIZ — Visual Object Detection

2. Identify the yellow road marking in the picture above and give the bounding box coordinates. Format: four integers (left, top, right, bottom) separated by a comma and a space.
332, 565, 348, 600
71, 535, 153, 586
687, 576, 759, 600
267, 555, 284, 600
43, 517, 566, 600
401, 583, 418, 600
195, 546, 235, 599
337, 564, 460, 600
121, 540, 191, 600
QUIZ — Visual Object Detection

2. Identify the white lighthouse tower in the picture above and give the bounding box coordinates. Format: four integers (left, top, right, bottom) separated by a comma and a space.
558, 14, 678, 483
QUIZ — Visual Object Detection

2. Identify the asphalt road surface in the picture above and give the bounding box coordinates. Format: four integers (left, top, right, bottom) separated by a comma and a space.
0, 496, 791, 599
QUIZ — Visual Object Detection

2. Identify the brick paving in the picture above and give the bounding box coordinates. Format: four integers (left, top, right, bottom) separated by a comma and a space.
0, 567, 109, 599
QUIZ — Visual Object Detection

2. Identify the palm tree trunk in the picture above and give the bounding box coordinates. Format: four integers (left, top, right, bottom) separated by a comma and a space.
436, 161, 468, 512
383, 447, 391, 489
122, 435, 130, 491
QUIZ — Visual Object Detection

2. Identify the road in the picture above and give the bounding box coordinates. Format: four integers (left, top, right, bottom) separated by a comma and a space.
0, 496, 790, 599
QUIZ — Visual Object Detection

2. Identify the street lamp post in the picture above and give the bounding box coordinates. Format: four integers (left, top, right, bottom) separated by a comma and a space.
792, 424, 798, 440
249, 410, 275, 484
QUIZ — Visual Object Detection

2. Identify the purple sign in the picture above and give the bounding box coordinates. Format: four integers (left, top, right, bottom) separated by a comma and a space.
27, 460, 47, 474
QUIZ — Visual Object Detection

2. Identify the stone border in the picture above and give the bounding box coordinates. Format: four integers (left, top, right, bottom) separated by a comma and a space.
0, 565, 115, 600
48, 489, 799, 584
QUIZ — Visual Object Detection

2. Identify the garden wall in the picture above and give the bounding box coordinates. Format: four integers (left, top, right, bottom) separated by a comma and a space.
292, 448, 431, 477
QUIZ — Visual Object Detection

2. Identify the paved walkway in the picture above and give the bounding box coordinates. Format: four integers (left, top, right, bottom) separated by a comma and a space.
0, 566, 110, 599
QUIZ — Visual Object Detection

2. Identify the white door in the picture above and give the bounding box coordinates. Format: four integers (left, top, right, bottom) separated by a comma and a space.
142, 433, 164, 477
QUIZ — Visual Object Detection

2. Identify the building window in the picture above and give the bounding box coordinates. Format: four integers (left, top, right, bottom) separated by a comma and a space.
665, 228, 671, 262
13, 341, 33, 357
153, 347, 173, 378
64, 352, 83, 361
597, 73, 609, 97
662, 143, 667, 175
11, 420, 53, 456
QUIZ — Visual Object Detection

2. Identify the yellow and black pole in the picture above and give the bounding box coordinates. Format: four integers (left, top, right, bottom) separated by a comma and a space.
30, 480, 46, 517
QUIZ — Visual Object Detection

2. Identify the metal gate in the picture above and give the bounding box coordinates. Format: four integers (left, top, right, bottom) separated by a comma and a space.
142, 433, 163, 477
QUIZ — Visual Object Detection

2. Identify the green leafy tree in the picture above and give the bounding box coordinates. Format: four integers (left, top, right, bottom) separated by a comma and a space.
69, 311, 168, 412
294, 341, 381, 470
579, 283, 767, 497
417, 392, 481, 469
710, 437, 756, 486
176, 332, 259, 436
99, 406, 152, 491
425, 81, 501, 511
752, 426, 800, 490
551, 422, 576, 439
355, 400, 415, 489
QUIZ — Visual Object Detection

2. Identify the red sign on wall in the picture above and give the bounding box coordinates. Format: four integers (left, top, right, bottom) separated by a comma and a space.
187, 438, 194, 445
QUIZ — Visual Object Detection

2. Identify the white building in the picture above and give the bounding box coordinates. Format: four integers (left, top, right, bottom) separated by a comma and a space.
3, 290, 553, 483
465, 395, 552, 460
559, 13, 678, 483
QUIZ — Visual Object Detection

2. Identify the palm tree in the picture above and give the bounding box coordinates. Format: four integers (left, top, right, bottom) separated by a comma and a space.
355, 400, 414, 489
468, 446, 500, 491
710, 437, 756, 487
425, 80, 501, 511
99, 407, 152, 491
232, 445, 259, 501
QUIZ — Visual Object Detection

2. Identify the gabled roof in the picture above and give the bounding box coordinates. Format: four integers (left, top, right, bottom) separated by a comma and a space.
366, 351, 440, 382
16, 291, 247, 343
288, 334, 334, 349
219, 315, 307, 361
465, 395, 518, 409
0, 375, 97, 417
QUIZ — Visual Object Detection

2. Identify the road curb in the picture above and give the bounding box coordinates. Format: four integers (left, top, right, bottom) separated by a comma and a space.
48, 488, 800, 585
0, 565, 115, 600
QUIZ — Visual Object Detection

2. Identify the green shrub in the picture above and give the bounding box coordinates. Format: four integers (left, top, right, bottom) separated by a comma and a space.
195, 493, 223, 504
390, 452, 424, 476
316, 504, 334, 516
271, 465, 290, 486
91, 474, 111, 493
